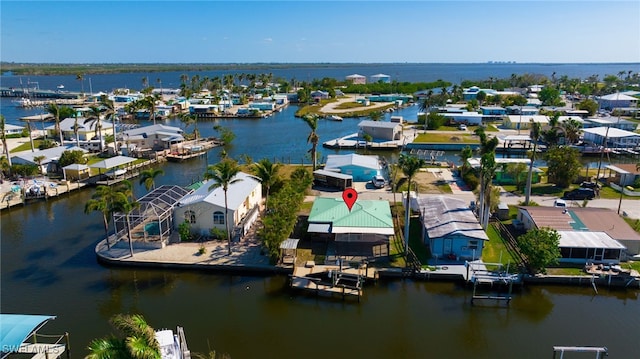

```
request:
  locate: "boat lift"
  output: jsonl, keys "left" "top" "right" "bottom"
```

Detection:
{"left": 466, "top": 261, "right": 520, "bottom": 306}
{"left": 552, "top": 346, "right": 608, "bottom": 359}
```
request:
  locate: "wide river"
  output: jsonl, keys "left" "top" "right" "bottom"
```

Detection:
{"left": 2, "top": 64, "right": 640, "bottom": 358}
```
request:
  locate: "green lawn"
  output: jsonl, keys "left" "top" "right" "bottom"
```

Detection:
{"left": 482, "top": 224, "right": 517, "bottom": 267}
{"left": 414, "top": 133, "right": 480, "bottom": 144}
{"left": 10, "top": 140, "right": 43, "bottom": 153}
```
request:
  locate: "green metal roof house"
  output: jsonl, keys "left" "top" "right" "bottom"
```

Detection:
{"left": 307, "top": 197, "right": 394, "bottom": 258}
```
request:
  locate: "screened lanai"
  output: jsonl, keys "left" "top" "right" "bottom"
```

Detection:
{"left": 113, "top": 185, "right": 192, "bottom": 248}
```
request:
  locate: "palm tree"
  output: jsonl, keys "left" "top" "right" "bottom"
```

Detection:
{"left": 204, "top": 159, "right": 241, "bottom": 255}
{"left": 524, "top": 121, "right": 542, "bottom": 205}
{"left": 100, "top": 95, "right": 117, "bottom": 150}
{"left": 302, "top": 115, "right": 319, "bottom": 170}
{"left": 139, "top": 168, "right": 164, "bottom": 191}
{"left": 45, "top": 102, "right": 65, "bottom": 145}
{"left": 368, "top": 111, "right": 384, "bottom": 121}
{"left": 139, "top": 95, "right": 159, "bottom": 125}
{"left": 0, "top": 115, "right": 12, "bottom": 169}
{"left": 33, "top": 155, "right": 45, "bottom": 175}
{"left": 252, "top": 158, "right": 281, "bottom": 210}
{"left": 76, "top": 73, "right": 85, "bottom": 95}
{"left": 459, "top": 145, "right": 474, "bottom": 175}
{"left": 85, "top": 313, "right": 160, "bottom": 359}
{"left": 84, "top": 185, "right": 119, "bottom": 250}
{"left": 85, "top": 105, "right": 104, "bottom": 152}
{"left": 398, "top": 153, "right": 425, "bottom": 256}
{"left": 111, "top": 191, "right": 140, "bottom": 257}
{"left": 73, "top": 112, "right": 81, "bottom": 147}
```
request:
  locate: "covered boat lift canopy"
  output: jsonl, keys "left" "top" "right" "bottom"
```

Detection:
{"left": 0, "top": 314, "right": 67, "bottom": 359}
{"left": 90, "top": 155, "right": 137, "bottom": 170}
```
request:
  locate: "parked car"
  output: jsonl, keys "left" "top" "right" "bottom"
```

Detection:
{"left": 553, "top": 199, "right": 567, "bottom": 208}
{"left": 563, "top": 188, "right": 595, "bottom": 200}
{"left": 458, "top": 124, "right": 468, "bottom": 131}
{"left": 372, "top": 175, "right": 386, "bottom": 188}
{"left": 580, "top": 181, "right": 600, "bottom": 189}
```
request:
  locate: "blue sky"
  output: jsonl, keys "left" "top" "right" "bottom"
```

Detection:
{"left": 1, "top": 1, "right": 639, "bottom": 63}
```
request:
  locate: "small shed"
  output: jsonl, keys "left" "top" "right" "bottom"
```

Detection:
{"left": 62, "top": 163, "right": 90, "bottom": 181}
{"left": 280, "top": 238, "right": 300, "bottom": 266}
{"left": 496, "top": 202, "right": 510, "bottom": 220}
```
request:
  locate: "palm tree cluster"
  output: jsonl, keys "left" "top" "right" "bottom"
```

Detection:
{"left": 85, "top": 314, "right": 161, "bottom": 359}
{"left": 85, "top": 180, "right": 137, "bottom": 254}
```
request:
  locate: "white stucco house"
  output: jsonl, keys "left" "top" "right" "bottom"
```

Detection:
{"left": 174, "top": 172, "right": 262, "bottom": 240}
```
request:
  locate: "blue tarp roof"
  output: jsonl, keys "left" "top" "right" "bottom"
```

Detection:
{"left": 0, "top": 314, "right": 56, "bottom": 353}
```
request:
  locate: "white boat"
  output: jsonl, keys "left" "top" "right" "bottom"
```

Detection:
{"left": 105, "top": 168, "right": 127, "bottom": 178}
{"left": 56, "top": 84, "right": 65, "bottom": 90}
{"left": 326, "top": 114, "right": 343, "bottom": 121}
{"left": 156, "top": 327, "right": 190, "bottom": 359}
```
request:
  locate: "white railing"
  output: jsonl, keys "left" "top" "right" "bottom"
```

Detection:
{"left": 610, "top": 183, "right": 640, "bottom": 197}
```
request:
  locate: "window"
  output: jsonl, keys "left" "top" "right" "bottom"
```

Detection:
{"left": 213, "top": 211, "right": 225, "bottom": 225}
{"left": 468, "top": 240, "right": 478, "bottom": 250}
{"left": 185, "top": 210, "right": 196, "bottom": 224}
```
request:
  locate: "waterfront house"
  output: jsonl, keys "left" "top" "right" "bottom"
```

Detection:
{"left": 120, "top": 124, "right": 184, "bottom": 151}
{"left": 557, "top": 231, "right": 625, "bottom": 264}
{"left": 307, "top": 197, "right": 394, "bottom": 259}
{"left": 174, "top": 172, "right": 262, "bottom": 239}
{"left": 442, "top": 111, "right": 484, "bottom": 125}
{"left": 602, "top": 163, "right": 640, "bottom": 187}
{"left": 2, "top": 123, "right": 24, "bottom": 136}
{"left": 417, "top": 196, "right": 487, "bottom": 261}
{"left": 358, "top": 120, "right": 403, "bottom": 141}
{"left": 480, "top": 106, "right": 507, "bottom": 116}
{"left": 45, "top": 117, "right": 114, "bottom": 142}
{"left": 370, "top": 73, "right": 391, "bottom": 83}
{"left": 516, "top": 206, "right": 640, "bottom": 256}
{"left": 324, "top": 153, "right": 382, "bottom": 182}
{"left": 582, "top": 127, "right": 640, "bottom": 149}
{"left": 11, "top": 145, "right": 87, "bottom": 174}
{"left": 582, "top": 117, "right": 638, "bottom": 131}
{"left": 345, "top": 74, "right": 367, "bottom": 84}
{"left": 310, "top": 90, "right": 330, "bottom": 101}
{"left": 597, "top": 92, "right": 638, "bottom": 110}
{"left": 503, "top": 115, "right": 549, "bottom": 130}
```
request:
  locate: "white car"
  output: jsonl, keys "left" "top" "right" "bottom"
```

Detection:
{"left": 458, "top": 124, "right": 467, "bottom": 131}
{"left": 372, "top": 175, "right": 386, "bottom": 188}
{"left": 553, "top": 199, "right": 567, "bottom": 208}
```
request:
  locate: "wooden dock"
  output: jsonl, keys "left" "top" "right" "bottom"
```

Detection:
{"left": 289, "top": 263, "right": 377, "bottom": 301}
{"left": 166, "top": 139, "right": 221, "bottom": 162}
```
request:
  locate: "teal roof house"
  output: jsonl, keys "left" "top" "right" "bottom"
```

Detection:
{"left": 324, "top": 154, "right": 382, "bottom": 182}
{"left": 307, "top": 197, "right": 394, "bottom": 259}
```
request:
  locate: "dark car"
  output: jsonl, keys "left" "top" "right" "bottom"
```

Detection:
{"left": 580, "top": 181, "right": 600, "bottom": 189}
{"left": 563, "top": 188, "right": 596, "bottom": 200}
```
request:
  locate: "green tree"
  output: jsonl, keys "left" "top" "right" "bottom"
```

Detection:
{"left": 459, "top": 145, "right": 474, "bottom": 175}
{"left": 252, "top": 158, "right": 281, "bottom": 211}
{"left": 45, "top": 102, "right": 65, "bottom": 145}
{"left": 368, "top": 110, "right": 384, "bottom": 121}
{"left": 302, "top": 115, "right": 319, "bottom": 170}
{"left": 84, "top": 185, "right": 119, "bottom": 250}
{"left": 505, "top": 162, "right": 528, "bottom": 192}
{"left": 85, "top": 314, "right": 161, "bottom": 359}
{"left": 543, "top": 146, "right": 582, "bottom": 188}
{"left": 561, "top": 118, "right": 582, "bottom": 145}
{"left": 576, "top": 99, "right": 598, "bottom": 116}
{"left": 539, "top": 86, "right": 562, "bottom": 106}
{"left": 204, "top": 159, "right": 241, "bottom": 255}
{"left": 475, "top": 91, "right": 487, "bottom": 105}
{"left": 524, "top": 121, "right": 541, "bottom": 205}
{"left": 100, "top": 95, "right": 117, "bottom": 150}
{"left": 214, "top": 125, "right": 235, "bottom": 146}
{"left": 517, "top": 228, "right": 561, "bottom": 274}
{"left": 58, "top": 150, "right": 86, "bottom": 168}
{"left": 33, "top": 155, "right": 46, "bottom": 175}
{"left": 0, "top": 115, "right": 12, "bottom": 169}
{"left": 139, "top": 168, "right": 165, "bottom": 191}
{"left": 84, "top": 105, "right": 104, "bottom": 152}
{"left": 398, "top": 153, "right": 426, "bottom": 257}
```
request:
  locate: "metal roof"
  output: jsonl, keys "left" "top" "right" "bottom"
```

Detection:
{"left": 558, "top": 231, "right": 626, "bottom": 249}
{"left": 0, "top": 314, "right": 56, "bottom": 355}
{"left": 280, "top": 238, "right": 300, "bottom": 250}
{"left": 178, "top": 172, "right": 261, "bottom": 210}
{"left": 582, "top": 127, "right": 640, "bottom": 138}
{"left": 358, "top": 120, "right": 402, "bottom": 129}
{"left": 417, "top": 196, "right": 488, "bottom": 241}
{"left": 308, "top": 197, "right": 394, "bottom": 235}
{"left": 325, "top": 154, "right": 380, "bottom": 170}
{"left": 90, "top": 155, "right": 137, "bottom": 169}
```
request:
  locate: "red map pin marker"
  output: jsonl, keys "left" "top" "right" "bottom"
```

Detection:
{"left": 342, "top": 188, "right": 358, "bottom": 212}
